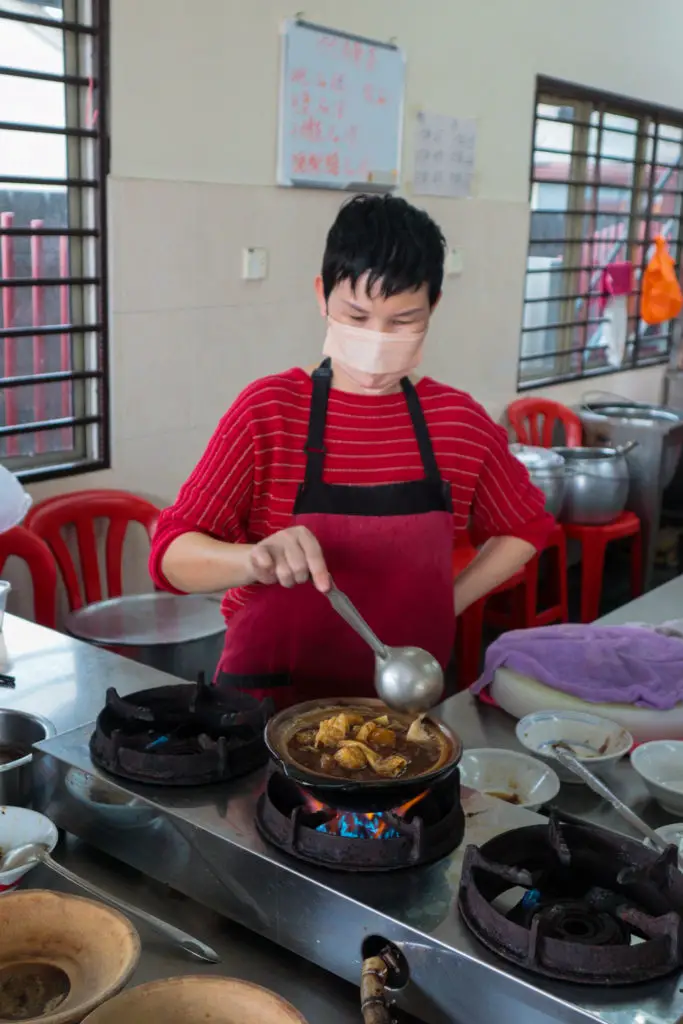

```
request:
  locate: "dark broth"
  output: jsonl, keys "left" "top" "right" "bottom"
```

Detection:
{"left": 289, "top": 711, "right": 445, "bottom": 782}
{"left": 0, "top": 744, "right": 29, "bottom": 766}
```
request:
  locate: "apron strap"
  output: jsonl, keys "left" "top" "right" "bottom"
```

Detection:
{"left": 303, "top": 359, "right": 440, "bottom": 485}
{"left": 303, "top": 357, "right": 333, "bottom": 486}
{"left": 401, "top": 377, "right": 441, "bottom": 482}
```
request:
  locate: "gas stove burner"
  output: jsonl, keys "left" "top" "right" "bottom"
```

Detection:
{"left": 90, "top": 678, "right": 272, "bottom": 785}
{"left": 458, "top": 816, "right": 683, "bottom": 985}
{"left": 255, "top": 764, "right": 464, "bottom": 871}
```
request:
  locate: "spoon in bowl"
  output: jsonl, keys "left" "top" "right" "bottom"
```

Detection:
{"left": 1, "top": 842, "right": 220, "bottom": 963}
{"left": 325, "top": 584, "right": 444, "bottom": 713}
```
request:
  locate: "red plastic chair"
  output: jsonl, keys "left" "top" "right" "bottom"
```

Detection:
{"left": 0, "top": 526, "right": 58, "bottom": 628}
{"left": 25, "top": 490, "right": 160, "bottom": 612}
{"left": 452, "top": 530, "right": 569, "bottom": 690}
{"left": 507, "top": 397, "right": 643, "bottom": 622}
{"left": 507, "top": 396, "right": 583, "bottom": 447}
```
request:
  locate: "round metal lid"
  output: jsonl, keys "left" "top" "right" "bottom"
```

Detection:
{"left": 66, "top": 593, "right": 225, "bottom": 647}
{"left": 584, "top": 402, "right": 683, "bottom": 423}
{"left": 509, "top": 443, "right": 565, "bottom": 472}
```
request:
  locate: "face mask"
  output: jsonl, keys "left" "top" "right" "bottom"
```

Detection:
{"left": 0, "top": 466, "right": 32, "bottom": 534}
{"left": 323, "top": 317, "right": 427, "bottom": 395}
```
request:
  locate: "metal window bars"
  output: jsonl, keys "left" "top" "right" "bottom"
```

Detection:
{"left": 0, "top": 0, "right": 109, "bottom": 481}
{"left": 519, "top": 76, "right": 683, "bottom": 389}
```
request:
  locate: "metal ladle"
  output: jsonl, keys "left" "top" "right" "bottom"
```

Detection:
{"left": 551, "top": 743, "right": 668, "bottom": 853}
{"left": 1, "top": 842, "right": 220, "bottom": 963}
{"left": 325, "top": 585, "right": 444, "bottom": 712}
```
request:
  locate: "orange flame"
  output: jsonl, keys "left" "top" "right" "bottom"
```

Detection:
{"left": 303, "top": 790, "right": 427, "bottom": 838}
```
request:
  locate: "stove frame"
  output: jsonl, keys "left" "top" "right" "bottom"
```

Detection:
{"left": 33, "top": 725, "right": 683, "bottom": 1024}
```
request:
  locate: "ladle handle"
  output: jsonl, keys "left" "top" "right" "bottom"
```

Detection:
{"left": 39, "top": 850, "right": 220, "bottom": 963}
{"left": 326, "top": 586, "right": 388, "bottom": 659}
{"left": 551, "top": 746, "right": 667, "bottom": 851}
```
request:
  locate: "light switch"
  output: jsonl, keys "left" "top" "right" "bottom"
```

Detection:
{"left": 446, "top": 248, "right": 464, "bottom": 277}
{"left": 242, "top": 247, "right": 268, "bottom": 280}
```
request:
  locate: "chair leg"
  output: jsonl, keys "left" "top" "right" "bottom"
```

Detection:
{"left": 456, "top": 597, "right": 485, "bottom": 689}
{"left": 522, "top": 556, "right": 539, "bottom": 627}
{"left": 556, "top": 533, "right": 569, "bottom": 623}
{"left": 579, "top": 535, "right": 606, "bottom": 624}
{"left": 630, "top": 528, "right": 644, "bottom": 598}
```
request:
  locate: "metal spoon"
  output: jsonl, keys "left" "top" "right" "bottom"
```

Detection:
{"left": 2, "top": 842, "right": 220, "bottom": 963}
{"left": 325, "top": 584, "right": 444, "bottom": 712}
{"left": 551, "top": 743, "right": 668, "bottom": 853}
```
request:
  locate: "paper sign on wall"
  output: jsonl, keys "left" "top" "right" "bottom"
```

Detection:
{"left": 413, "top": 112, "right": 477, "bottom": 198}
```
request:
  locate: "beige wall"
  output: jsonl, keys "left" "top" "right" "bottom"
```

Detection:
{"left": 29, "top": 0, "right": 683, "bottom": 507}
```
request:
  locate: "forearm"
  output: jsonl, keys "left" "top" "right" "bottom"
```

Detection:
{"left": 453, "top": 536, "right": 536, "bottom": 615}
{"left": 161, "top": 532, "right": 256, "bottom": 593}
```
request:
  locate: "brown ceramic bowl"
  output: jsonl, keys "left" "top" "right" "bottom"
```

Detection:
{"left": 0, "top": 889, "right": 140, "bottom": 1024}
{"left": 82, "top": 976, "right": 309, "bottom": 1023}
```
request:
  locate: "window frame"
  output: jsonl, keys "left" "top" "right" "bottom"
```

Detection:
{"left": 518, "top": 76, "right": 683, "bottom": 390}
{"left": 0, "top": 0, "right": 110, "bottom": 482}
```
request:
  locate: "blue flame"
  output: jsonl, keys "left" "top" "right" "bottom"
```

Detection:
{"left": 316, "top": 812, "right": 401, "bottom": 840}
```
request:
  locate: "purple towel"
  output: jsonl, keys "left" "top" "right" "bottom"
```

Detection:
{"left": 472, "top": 624, "right": 683, "bottom": 710}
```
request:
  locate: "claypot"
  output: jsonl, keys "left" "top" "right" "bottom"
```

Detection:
{"left": 0, "top": 889, "right": 140, "bottom": 1024}
{"left": 82, "top": 976, "right": 309, "bottom": 1023}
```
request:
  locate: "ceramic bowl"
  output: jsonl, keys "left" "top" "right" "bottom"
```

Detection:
{"left": 631, "top": 741, "right": 683, "bottom": 816}
{"left": 0, "top": 806, "right": 58, "bottom": 893}
{"left": 81, "top": 976, "right": 309, "bottom": 1023}
{"left": 459, "top": 747, "right": 560, "bottom": 811}
{"left": 515, "top": 710, "right": 632, "bottom": 783}
{"left": 0, "top": 889, "right": 139, "bottom": 1024}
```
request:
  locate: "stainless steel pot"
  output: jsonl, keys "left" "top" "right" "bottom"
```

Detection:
{"left": 510, "top": 444, "right": 566, "bottom": 519}
{"left": 552, "top": 446, "right": 630, "bottom": 525}
{"left": 0, "top": 709, "right": 56, "bottom": 805}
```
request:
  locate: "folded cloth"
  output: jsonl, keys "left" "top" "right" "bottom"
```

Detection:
{"left": 472, "top": 624, "right": 683, "bottom": 710}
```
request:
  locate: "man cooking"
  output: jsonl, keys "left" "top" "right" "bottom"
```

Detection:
{"left": 149, "top": 194, "right": 553, "bottom": 708}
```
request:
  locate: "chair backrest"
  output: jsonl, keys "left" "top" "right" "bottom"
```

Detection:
{"left": 25, "top": 489, "right": 160, "bottom": 611}
{"left": 0, "top": 526, "right": 58, "bottom": 628}
{"left": 507, "top": 397, "right": 583, "bottom": 448}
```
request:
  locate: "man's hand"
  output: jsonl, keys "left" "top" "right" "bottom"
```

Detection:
{"left": 249, "top": 526, "right": 330, "bottom": 592}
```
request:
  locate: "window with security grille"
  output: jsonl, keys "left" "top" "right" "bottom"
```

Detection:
{"left": 519, "top": 77, "right": 683, "bottom": 389}
{"left": 0, "top": 0, "right": 109, "bottom": 480}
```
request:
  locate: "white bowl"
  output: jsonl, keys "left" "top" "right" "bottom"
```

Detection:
{"left": 0, "top": 806, "right": 58, "bottom": 892}
{"left": 631, "top": 741, "right": 683, "bottom": 816}
{"left": 459, "top": 748, "right": 560, "bottom": 811}
{"left": 515, "top": 710, "right": 632, "bottom": 784}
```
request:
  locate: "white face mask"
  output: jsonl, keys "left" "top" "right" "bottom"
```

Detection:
{"left": 0, "top": 466, "right": 32, "bottom": 534}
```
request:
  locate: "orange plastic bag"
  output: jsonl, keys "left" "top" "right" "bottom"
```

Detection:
{"left": 641, "top": 235, "right": 683, "bottom": 325}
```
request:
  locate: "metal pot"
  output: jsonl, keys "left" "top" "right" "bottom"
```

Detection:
{"left": 0, "top": 709, "right": 56, "bottom": 805}
{"left": 552, "top": 446, "right": 631, "bottom": 525}
{"left": 510, "top": 444, "right": 566, "bottom": 519}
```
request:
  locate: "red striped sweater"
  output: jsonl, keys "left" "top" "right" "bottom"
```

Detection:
{"left": 150, "top": 369, "right": 553, "bottom": 620}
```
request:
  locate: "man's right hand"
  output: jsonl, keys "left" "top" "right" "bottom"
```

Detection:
{"left": 248, "top": 526, "right": 330, "bottom": 592}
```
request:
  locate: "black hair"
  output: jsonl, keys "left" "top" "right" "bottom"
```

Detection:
{"left": 321, "top": 193, "right": 446, "bottom": 308}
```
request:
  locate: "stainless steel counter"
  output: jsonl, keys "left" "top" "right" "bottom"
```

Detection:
{"left": 0, "top": 614, "right": 181, "bottom": 735}
{"left": 20, "top": 837, "right": 371, "bottom": 1024}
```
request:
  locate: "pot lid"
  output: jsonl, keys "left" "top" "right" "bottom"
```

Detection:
{"left": 584, "top": 402, "right": 683, "bottom": 424}
{"left": 510, "top": 444, "right": 565, "bottom": 471}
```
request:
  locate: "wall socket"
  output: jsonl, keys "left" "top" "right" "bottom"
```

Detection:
{"left": 242, "top": 247, "right": 268, "bottom": 280}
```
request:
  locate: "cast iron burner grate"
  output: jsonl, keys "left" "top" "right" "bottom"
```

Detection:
{"left": 458, "top": 815, "right": 683, "bottom": 985}
{"left": 255, "top": 764, "right": 465, "bottom": 871}
{"left": 90, "top": 678, "right": 272, "bottom": 785}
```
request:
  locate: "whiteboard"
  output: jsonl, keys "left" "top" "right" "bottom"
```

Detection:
{"left": 277, "top": 20, "right": 405, "bottom": 191}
